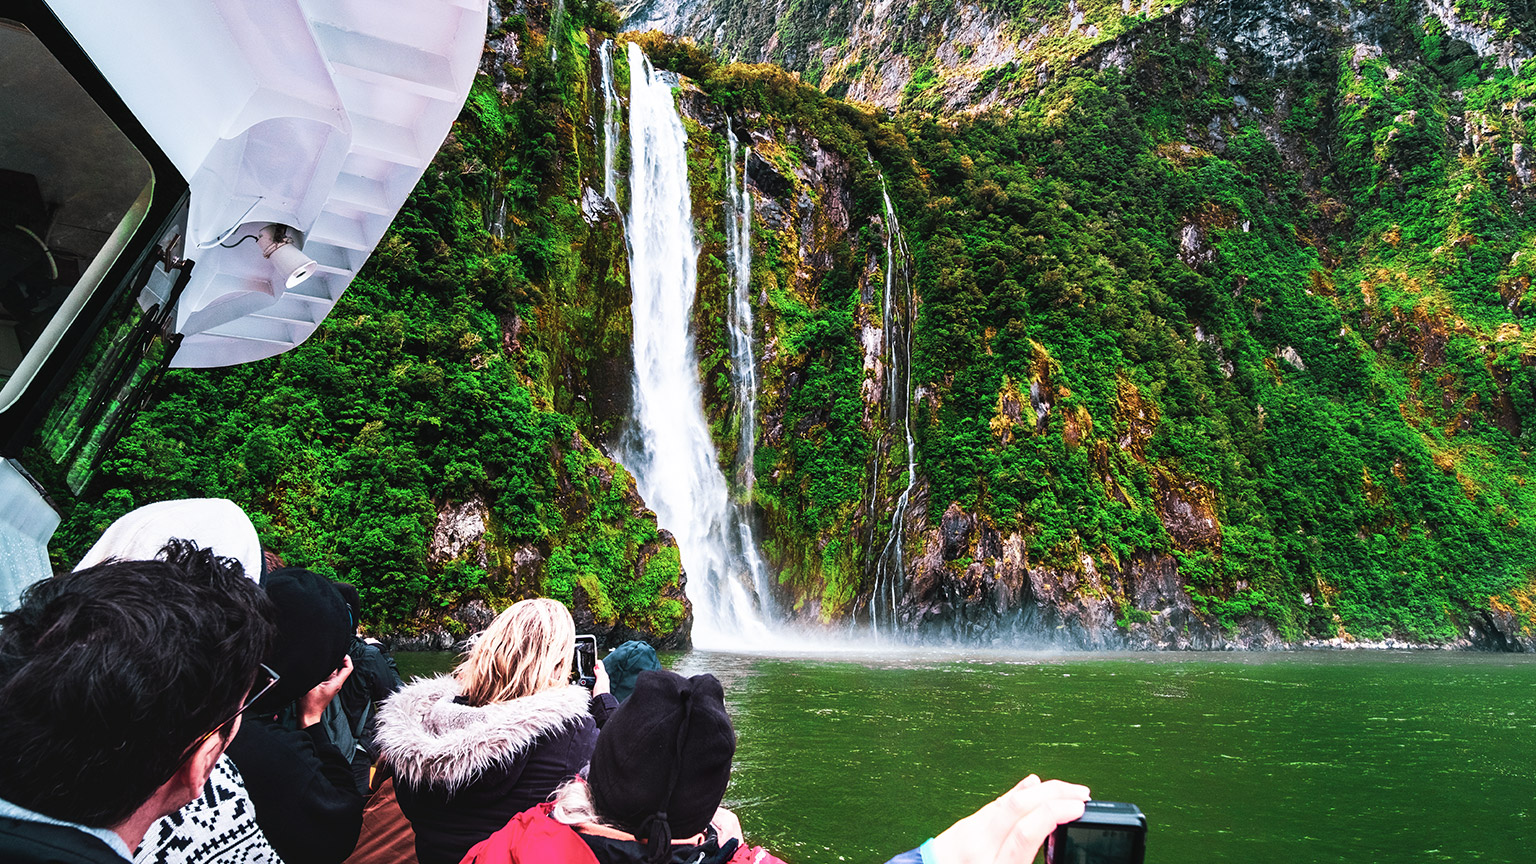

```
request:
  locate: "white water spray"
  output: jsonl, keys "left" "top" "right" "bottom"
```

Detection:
{"left": 598, "top": 40, "right": 620, "bottom": 204}
{"left": 868, "top": 177, "right": 917, "bottom": 635}
{"left": 617, "top": 43, "right": 772, "bottom": 646}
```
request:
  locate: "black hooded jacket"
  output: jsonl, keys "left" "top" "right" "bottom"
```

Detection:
{"left": 227, "top": 568, "right": 364, "bottom": 864}
{"left": 377, "top": 676, "right": 617, "bottom": 864}
{"left": 0, "top": 818, "right": 124, "bottom": 864}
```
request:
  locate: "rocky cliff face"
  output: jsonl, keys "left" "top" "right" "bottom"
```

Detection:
{"left": 625, "top": 0, "right": 1530, "bottom": 112}
{"left": 626, "top": 0, "right": 1185, "bottom": 110}
{"left": 568, "top": 0, "right": 1536, "bottom": 650}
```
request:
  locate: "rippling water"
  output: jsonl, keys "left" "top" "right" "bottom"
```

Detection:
{"left": 394, "top": 649, "right": 1536, "bottom": 863}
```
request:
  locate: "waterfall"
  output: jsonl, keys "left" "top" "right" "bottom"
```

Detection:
{"left": 725, "top": 119, "right": 756, "bottom": 495}
{"left": 549, "top": 0, "right": 565, "bottom": 62}
{"left": 868, "top": 176, "right": 917, "bottom": 636}
{"left": 598, "top": 40, "right": 620, "bottom": 204}
{"left": 723, "top": 119, "right": 774, "bottom": 638}
{"left": 617, "top": 43, "right": 772, "bottom": 646}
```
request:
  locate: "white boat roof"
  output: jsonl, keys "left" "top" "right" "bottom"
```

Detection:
{"left": 47, "top": 0, "right": 488, "bottom": 367}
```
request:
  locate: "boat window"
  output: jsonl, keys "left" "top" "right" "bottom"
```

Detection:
{"left": 0, "top": 17, "right": 153, "bottom": 411}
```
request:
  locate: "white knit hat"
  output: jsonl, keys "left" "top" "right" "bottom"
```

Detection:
{"left": 73, "top": 498, "right": 263, "bottom": 581}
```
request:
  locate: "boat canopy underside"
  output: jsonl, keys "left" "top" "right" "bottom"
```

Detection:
{"left": 48, "top": 0, "right": 488, "bottom": 368}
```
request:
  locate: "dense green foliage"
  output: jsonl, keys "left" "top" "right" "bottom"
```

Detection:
{"left": 886, "top": 5, "right": 1536, "bottom": 639}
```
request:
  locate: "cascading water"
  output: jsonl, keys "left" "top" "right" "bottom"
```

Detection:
{"left": 617, "top": 43, "right": 772, "bottom": 646}
{"left": 725, "top": 119, "right": 756, "bottom": 495}
{"left": 598, "top": 40, "right": 620, "bottom": 204}
{"left": 867, "top": 176, "right": 917, "bottom": 636}
{"left": 723, "top": 119, "right": 775, "bottom": 633}
{"left": 548, "top": 0, "right": 565, "bottom": 62}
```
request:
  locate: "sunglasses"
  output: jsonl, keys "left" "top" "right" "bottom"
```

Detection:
{"left": 177, "top": 663, "right": 280, "bottom": 764}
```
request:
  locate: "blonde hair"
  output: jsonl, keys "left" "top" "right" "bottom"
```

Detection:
{"left": 549, "top": 778, "right": 610, "bottom": 827}
{"left": 454, "top": 598, "right": 575, "bottom": 707}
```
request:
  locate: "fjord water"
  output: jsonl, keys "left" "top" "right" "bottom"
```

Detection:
{"left": 682, "top": 650, "right": 1536, "bottom": 864}
{"left": 394, "top": 649, "right": 1535, "bottom": 862}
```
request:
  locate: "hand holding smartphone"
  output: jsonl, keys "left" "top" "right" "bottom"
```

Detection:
{"left": 572, "top": 634, "right": 598, "bottom": 690}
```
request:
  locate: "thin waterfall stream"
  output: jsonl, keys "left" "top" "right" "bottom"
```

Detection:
{"left": 616, "top": 43, "right": 773, "bottom": 646}
{"left": 725, "top": 119, "right": 756, "bottom": 496}
{"left": 598, "top": 39, "right": 620, "bottom": 204}
{"left": 868, "top": 177, "right": 917, "bottom": 635}
{"left": 724, "top": 119, "right": 773, "bottom": 634}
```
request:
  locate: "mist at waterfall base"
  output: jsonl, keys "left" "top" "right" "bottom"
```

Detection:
{"left": 614, "top": 43, "right": 773, "bottom": 648}
{"left": 395, "top": 649, "right": 1536, "bottom": 863}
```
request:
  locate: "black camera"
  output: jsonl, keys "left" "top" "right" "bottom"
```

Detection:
{"left": 1044, "top": 800, "right": 1146, "bottom": 864}
{"left": 572, "top": 634, "right": 598, "bottom": 690}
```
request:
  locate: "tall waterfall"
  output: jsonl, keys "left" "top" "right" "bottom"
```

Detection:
{"left": 868, "top": 178, "right": 917, "bottom": 635}
{"left": 617, "top": 43, "right": 772, "bottom": 646}
{"left": 598, "top": 40, "right": 620, "bottom": 204}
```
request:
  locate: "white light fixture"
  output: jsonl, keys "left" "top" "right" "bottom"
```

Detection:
{"left": 257, "top": 223, "right": 317, "bottom": 290}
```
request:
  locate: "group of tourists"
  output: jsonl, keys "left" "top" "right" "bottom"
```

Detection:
{"left": 0, "top": 497, "right": 1091, "bottom": 864}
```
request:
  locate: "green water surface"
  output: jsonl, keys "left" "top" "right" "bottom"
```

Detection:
{"left": 394, "top": 649, "right": 1536, "bottom": 863}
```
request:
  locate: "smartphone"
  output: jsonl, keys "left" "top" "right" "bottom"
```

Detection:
{"left": 573, "top": 634, "right": 597, "bottom": 690}
{"left": 1044, "top": 801, "right": 1146, "bottom": 864}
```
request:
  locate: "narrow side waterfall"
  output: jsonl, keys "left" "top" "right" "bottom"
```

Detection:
{"left": 723, "top": 119, "right": 775, "bottom": 638}
{"left": 725, "top": 119, "right": 756, "bottom": 495}
{"left": 598, "top": 40, "right": 620, "bottom": 204}
{"left": 869, "top": 179, "right": 917, "bottom": 635}
{"left": 617, "top": 43, "right": 772, "bottom": 646}
{"left": 548, "top": 0, "right": 565, "bottom": 61}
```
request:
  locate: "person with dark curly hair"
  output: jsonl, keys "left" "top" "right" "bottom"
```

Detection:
{"left": 0, "top": 540, "right": 276, "bottom": 864}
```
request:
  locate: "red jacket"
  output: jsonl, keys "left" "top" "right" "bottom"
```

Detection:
{"left": 459, "top": 804, "right": 594, "bottom": 864}
{"left": 459, "top": 804, "right": 786, "bottom": 864}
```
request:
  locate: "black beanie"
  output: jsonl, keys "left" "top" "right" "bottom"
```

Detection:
{"left": 332, "top": 580, "right": 362, "bottom": 630}
{"left": 588, "top": 670, "right": 735, "bottom": 863}
{"left": 251, "top": 568, "right": 351, "bottom": 714}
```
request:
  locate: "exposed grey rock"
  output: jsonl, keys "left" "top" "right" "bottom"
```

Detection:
{"left": 1277, "top": 345, "right": 1306, "bottom": 371}
{"left": 1424, "top": 0, "right": 1532, "bottom": 73}
{"left": 579, "top": 185, "right": 619, "bottom": 224}
{"left": 428, "top": 496, "right": 491, "bottom": 568}
{"left": 940, "top": 502, "right": 974, "bottom": 560}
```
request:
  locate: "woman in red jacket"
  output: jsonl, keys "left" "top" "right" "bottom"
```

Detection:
{"left": 462, "top": 669, "right": 767, "bottom": 864}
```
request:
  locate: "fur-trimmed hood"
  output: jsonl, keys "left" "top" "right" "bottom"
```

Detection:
{"left": 377, "top": 675, "right": 593, "bottom": 794}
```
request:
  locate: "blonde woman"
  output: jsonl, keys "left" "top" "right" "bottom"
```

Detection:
{"left": 376, "top": 599, "right": 615, "bottom": 864}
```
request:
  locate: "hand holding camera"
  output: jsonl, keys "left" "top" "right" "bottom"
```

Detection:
{"left": 923, "top": 775, "right": 1146, "bottom": 864}
{"left": 926, "top": 775, "right": 1088, "bottom": 864}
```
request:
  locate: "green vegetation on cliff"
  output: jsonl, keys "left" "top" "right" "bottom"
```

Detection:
{"left": 888, "top": 4, "right": 1536, "bottom": 639}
